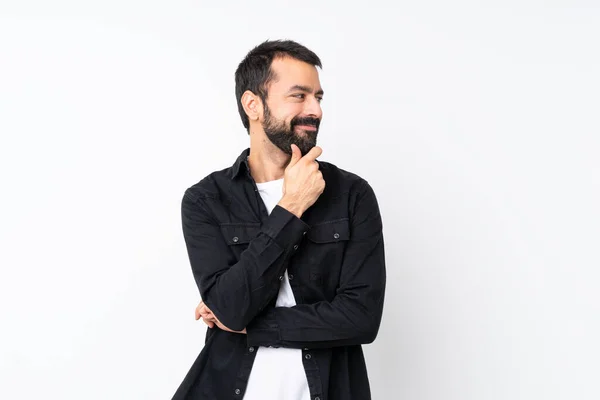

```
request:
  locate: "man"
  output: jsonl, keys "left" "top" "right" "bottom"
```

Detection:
{"left": 172, "top": 40, "right": 386, "bottom": 400}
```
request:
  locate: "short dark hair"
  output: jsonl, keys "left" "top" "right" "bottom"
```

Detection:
{"left": 234, "top": 39, "right": 322, "bottom": 132}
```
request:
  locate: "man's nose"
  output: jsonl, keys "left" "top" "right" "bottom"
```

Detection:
{"left": 304, "top": 96, "right": 323, "bottom": 119}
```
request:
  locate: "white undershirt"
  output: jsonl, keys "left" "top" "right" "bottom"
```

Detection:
{"left": 242, "top": 178, "right": 310, "bottom": 400}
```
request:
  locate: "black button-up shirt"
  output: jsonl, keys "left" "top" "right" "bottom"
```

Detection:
{"left": 172, "top": 148, "right": 386, "bottom": 400}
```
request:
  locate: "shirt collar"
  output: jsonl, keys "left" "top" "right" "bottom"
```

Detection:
{"left": 228, "top": 147, "right": 251, "bottom": 180}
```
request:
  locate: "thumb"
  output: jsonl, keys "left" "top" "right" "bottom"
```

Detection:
{"left": 195, "top": 300, "right": 204, "bottom": 320}
{"left": 288, "top": 144, "right": 302, "bottom": 168}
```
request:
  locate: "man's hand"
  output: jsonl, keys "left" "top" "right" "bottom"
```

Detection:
{"left": 195, "top": 301, "right": 247, "bottom": 334}
{"left": 278, "top": 144, "right": 325, "bottom": 218}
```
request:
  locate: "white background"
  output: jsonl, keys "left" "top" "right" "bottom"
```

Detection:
{"left": 1, "top": 1, "right": 599, "bottom": 399}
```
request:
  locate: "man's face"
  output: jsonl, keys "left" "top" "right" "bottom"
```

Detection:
{"left": 261, "top": 57, "right": 324, "bottom": 156}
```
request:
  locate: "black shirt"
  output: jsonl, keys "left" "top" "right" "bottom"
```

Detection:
{"left": 172, "top": 148, "right": 386, "bottom": 400}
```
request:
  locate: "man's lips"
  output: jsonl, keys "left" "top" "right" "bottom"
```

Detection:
{"left": 295, "top": 124, "right": 318, "bottom": 131}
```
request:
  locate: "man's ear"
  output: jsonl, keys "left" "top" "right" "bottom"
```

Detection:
{"left": 241, "top": 90, "right": 262, "bottom": 122}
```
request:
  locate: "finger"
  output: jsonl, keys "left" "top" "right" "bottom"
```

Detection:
{"left": 199, "top": 304, "right": 210, "bottom": 316}
{"left": 200, "top": 307, "right": 212, "bottom": 316}
{"left": 287, "top": 144, "right": 302, "bottom": 168}
{"left": 200, "top": 311, "right": 212, "bottom": 320}
{"left": 301, "top": 146, "right": 322, "bottom": 163}
{"left": 201, "top": 302, "right": 212, "bottom": 314}
{"left": 196, "top": 300, "right": 207, "bottom": 319}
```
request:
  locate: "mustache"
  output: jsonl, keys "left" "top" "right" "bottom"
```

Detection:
{"left": 291, "top": 116, "right": 320, "bottom": 129}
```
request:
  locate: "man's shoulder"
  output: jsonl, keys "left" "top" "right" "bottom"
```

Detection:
{"left": 182, "top": 166, "right": 232, "bottom": 203}
{"left": 318, "top": 160, "right": 372, "bottom": 197}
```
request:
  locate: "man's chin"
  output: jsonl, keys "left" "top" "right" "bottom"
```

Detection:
{"left": 297, "top": 143, "right": 317, "bottom": 156}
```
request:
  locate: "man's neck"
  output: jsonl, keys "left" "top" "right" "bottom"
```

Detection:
{"left": 247, "top": 132, "right": 291, "bottom": 183}
{"left": 247, "top": 147, "right": 289, "bottom": 183}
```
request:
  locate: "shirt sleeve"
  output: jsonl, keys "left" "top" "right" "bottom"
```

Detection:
{"left": 245, "top": 180, "right": 387, "bottom": 349}
{"left": 182, "top": 191, "right": 310, "bottom": 332}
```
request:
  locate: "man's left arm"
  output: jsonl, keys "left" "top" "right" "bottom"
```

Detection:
{"left": 245, "top": 179, "right": 386, "bottom": 349}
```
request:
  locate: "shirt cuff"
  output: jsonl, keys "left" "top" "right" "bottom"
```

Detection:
{"left": 261, "top": 205, "right": 310, "bottom": 255}
{"left": 246, "top": 311, "right": 282, "bottom": 348}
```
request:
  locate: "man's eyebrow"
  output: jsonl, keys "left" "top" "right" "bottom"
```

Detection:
{"left": 287, "top": 85, "right": 325, "bottom": 96}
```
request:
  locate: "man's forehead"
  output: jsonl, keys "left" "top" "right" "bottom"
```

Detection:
{"left": 270, "top": 57, "right": 322, "bottom": 90}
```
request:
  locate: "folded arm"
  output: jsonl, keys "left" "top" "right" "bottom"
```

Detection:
{"left": 182, "top": 190, "right": 309, "bottom": 332}
{"left": 245, "top": 180, "right": 386, "bottom": 349}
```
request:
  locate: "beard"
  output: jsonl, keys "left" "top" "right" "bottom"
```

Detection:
{"left": 262, "top": 104, "right": 320, "bottom": 156}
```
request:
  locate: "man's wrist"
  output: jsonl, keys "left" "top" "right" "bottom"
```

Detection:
{"left": 277, "top": 197, "right": 304, "bottom": 219}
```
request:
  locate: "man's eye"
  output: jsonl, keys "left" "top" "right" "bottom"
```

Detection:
{"left": 317, "top": 97, "right": 323, "bottom": 103}
{"left": 293, "top": 94, "right": 305, "bottom": 99}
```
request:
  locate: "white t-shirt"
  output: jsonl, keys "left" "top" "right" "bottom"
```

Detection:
{"left": 242, "top": 178, "right": 311, "bottom": 400}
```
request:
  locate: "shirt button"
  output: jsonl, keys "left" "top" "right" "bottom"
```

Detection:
{"left": 303, "top": 231, "right": 307, "bottom": 235}
{"left": 232, "top": 236, "right": 239, "bottom": 243}
{"left": 234, "top": 388, "right": 241, "bottom": 395}
{"left": 289, "top": 274, "right": 294, "bottom": 280}
{"left": 293, "top": 244, "right": 298, "bottom": 250}
{"left": 315, "top": 397, "right": 321, "bottom": 400}
{"left": 279, "top": 275, "right": 284, "bottom": 281}
{"left": 249, "top": 347, "right": 254, "bottom": 352}
{"left": 333, "top": 233, "right": 340, "bottom": 239}
{"left": 305, "top": 354, "right": 311, "bottom": 359}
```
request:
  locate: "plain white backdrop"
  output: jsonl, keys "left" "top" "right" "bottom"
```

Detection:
{"left": 1, "top": 1, "right": 599, "bottom": 399}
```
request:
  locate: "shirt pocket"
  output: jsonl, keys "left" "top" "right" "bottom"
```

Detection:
{"left": 219, "top": 222, "right": 261, "bottom": 260}
{"left": 305, "top": 218, "right": 351, "bottom": 287}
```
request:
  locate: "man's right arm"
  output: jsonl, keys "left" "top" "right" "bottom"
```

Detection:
{"left": 181, "top": 191, "right": 309, "bottom": 332}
